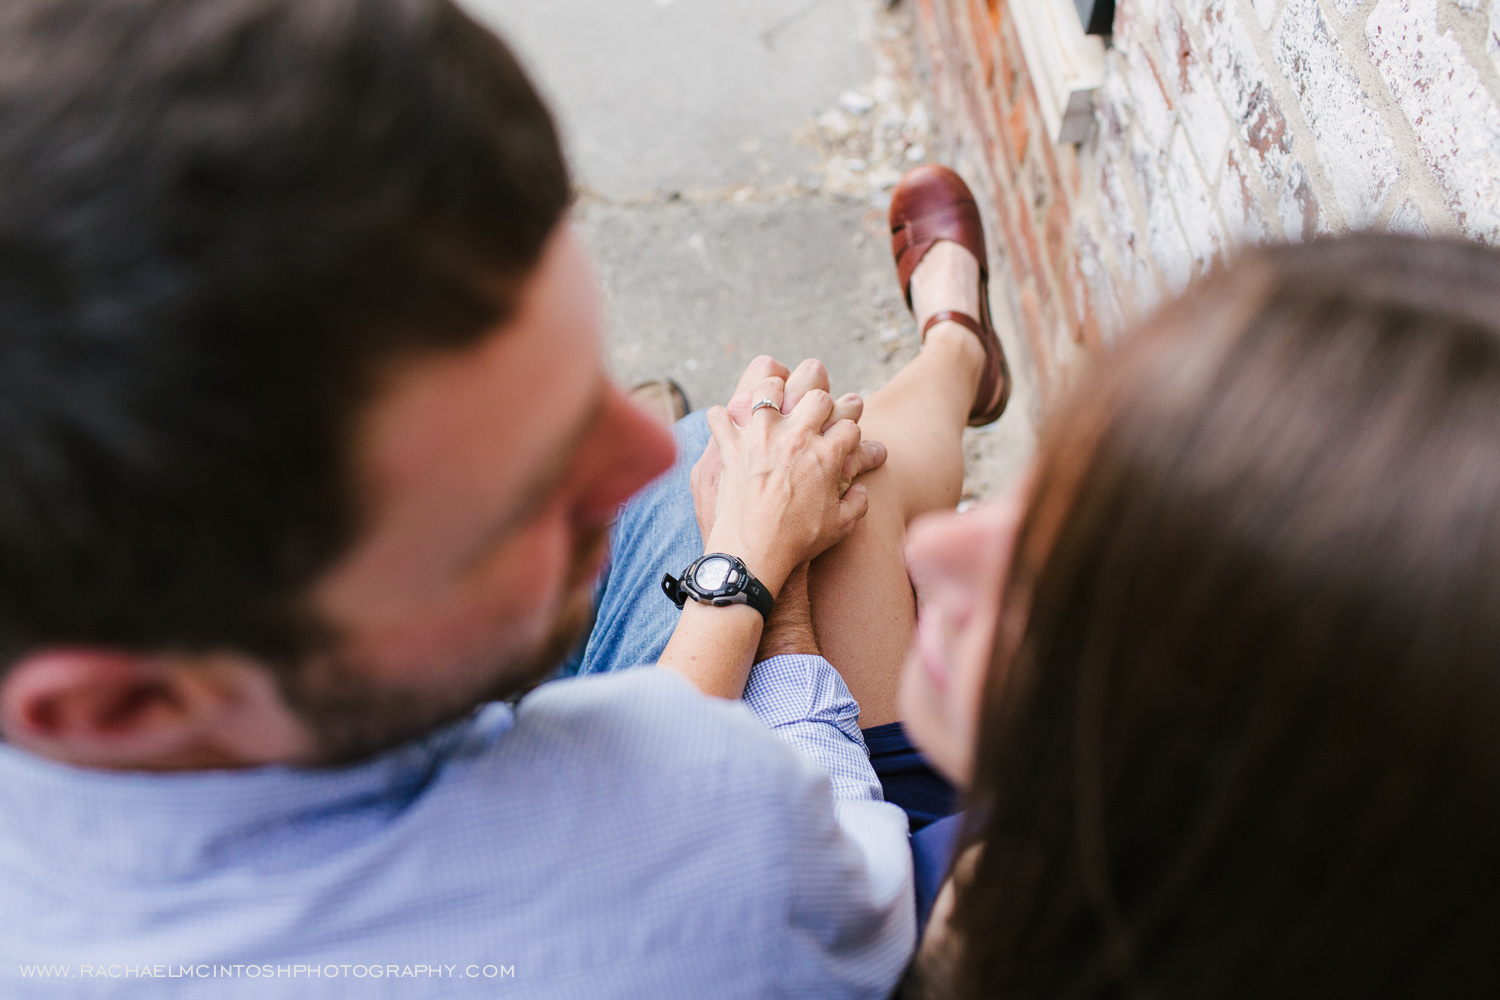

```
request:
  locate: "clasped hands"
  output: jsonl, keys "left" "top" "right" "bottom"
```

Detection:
{"left": 656, "top": 355, "right": 886, "bottom": 698}
{"left": 690, "top": 355, "right": 889, "bottom": 598}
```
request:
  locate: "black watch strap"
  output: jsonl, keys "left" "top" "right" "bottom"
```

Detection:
{"left": 662, "top": 572, "right": 688, "bottom": 608}
{"left": 661, "top": 553, "right": 775, "bottom": 621}
{"left": 740, "top": 574, "right": 774, "bottom": 619}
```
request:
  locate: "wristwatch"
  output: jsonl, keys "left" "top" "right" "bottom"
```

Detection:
{"left": 662, "top": 553, "right": 774, "bottom": 621}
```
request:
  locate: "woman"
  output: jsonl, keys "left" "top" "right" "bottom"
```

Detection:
{"left": 900, "top": 233, "right": 1500, "bottom": 997}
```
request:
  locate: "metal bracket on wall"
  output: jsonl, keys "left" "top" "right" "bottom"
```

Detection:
{"left": 1010, "top": 0, "right": 1106, "bottom": 144}
{"left": 1075, "top": 0, "right": 1117, "bottom": 36}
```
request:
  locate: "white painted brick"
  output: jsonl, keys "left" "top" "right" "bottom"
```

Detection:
{"left": 1218, "top": 144, "right": 1272, "bottom": 242}
{"left": 1275, "top": 0, "right": 1400, "bottom": 228}
{"left": 1097, "top": 57, "right": 1135, "bottom": 155}
{"left": 1489, "top": 1, "right": 1500, "bottom": 76}
{"left": 1167, "top": 124, "right": 1229, "bottom": 270}
{"left": 922, "top": 0, "right": 1500, "bottom": 391}
{"left": 1387, "top": 197, "right": 1429, "bottom": 235}
{"left": 1201, "top": 0, "right": 1261, "bottom": 121}
{"left": 1098, "top": 157, "right": 1134, "bottom": 244}
{"left": 1157, "top": 2, "right": 1235, "bottom": 172}
{"left": 1099, "top": 157, "right": 1163, "bottom": 311}
{"left": 1135, "top": 0, "right": 1165, "bottom": 31}
{"left": 1119, "top": 11, "right": 1179, "bottom": 152}
{"left": 1278, "top": 160, "right": 1323, "bottom": 241}
{"left": 1075, "top": 221, "right": 1128, "bottom": 339}
{"left": 1201, "top": 0, "right": 1294, "bottom": 185}
{"left": 1131, "top": 129, "right": 1196, "bottom": 291}
{"left": 1368, "top": 0, "right": 1500, "bottom": 241}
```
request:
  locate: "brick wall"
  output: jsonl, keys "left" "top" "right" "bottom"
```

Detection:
{"left": 912, "top": 0, "right": 1500, "bottom": 412}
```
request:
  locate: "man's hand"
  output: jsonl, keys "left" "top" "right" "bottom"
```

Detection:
{"left": 691, "top": 356, "right": 887, "bottom": 543}
{"left": 755, "top": 563, "right": 820, "bottom": 661}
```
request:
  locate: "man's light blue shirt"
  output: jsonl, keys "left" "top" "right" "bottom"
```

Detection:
{"left": 0, "top": 656, "right": 914, "bottom": 998}
{"left": 0, "top": 411, "right": 918, "bottom": 996}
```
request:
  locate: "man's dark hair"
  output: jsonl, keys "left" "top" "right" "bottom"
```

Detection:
{"left": 920, "top": 234, "right": 1500, "bottom": 999}
{"left": 0, "top": 0, "right": 570, "bottom": 667}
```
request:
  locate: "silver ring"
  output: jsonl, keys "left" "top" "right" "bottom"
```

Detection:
{"left": 750, "top": 397, "right": 779, "bottom": 417}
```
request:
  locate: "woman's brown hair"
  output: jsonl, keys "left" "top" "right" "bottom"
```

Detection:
{"left": 941, "top": 234, "right": 1500, "bottom": 999}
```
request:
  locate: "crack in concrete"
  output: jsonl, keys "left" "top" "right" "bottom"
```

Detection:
{"left": 761, "top": 0, "right": 837, "bottom": 50}
{"left": 574, "top": 181, "right": 861, "bottom": 209}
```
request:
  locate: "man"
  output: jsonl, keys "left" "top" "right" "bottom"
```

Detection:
{"left": 0, "top": 0, "right": 912, "bottom": 995}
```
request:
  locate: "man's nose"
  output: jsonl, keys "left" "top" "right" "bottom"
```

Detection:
{"left": 574, "top": 384, "right": 677, "bottom": 525}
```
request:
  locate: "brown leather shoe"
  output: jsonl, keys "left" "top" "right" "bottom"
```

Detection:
{"left": 889, "top": 164, "right": 1011, "bottom": 426}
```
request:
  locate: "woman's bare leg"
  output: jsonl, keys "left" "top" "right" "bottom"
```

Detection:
{"left": 809, "top": 242, "right": 985, "bottom": 726}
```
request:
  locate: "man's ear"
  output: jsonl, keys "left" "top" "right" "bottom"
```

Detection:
{"left": 0, "top": 648, "right": 313, "bottom": 770}
{"left": 0, "top": 649, "right": 207, "bottom": 768}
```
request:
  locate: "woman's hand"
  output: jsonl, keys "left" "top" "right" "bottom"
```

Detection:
{"left": 661, "top": 356, "right": 886, "bottom": 700}
{"left": 691, "top": 356, "right": 886, "bottom": 552}
{"left": 699, "top": 371, "right": 874, "bottom": 596}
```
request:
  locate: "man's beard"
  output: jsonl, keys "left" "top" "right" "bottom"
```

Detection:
{"left": 279, "top": 528, "right": 607, "bottom": 766}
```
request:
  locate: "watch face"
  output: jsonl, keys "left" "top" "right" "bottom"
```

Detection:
{"left": 693, "top": 556, "right": 733, "bottom": 592}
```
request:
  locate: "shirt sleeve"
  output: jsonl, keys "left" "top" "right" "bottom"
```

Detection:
{"left": 742, "top": 654, "right": 917, "bottom": 997}
{"left": 741, "top": 653, "right": 884, "bottom": 803}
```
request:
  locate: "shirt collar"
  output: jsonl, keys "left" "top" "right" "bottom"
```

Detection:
{"left": 0, "top": 704, "right": 512, "bottom": 881}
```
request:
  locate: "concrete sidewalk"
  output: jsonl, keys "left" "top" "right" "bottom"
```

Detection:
{"left": 459, "top": 0, "right": 1033, "bottom": 501}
